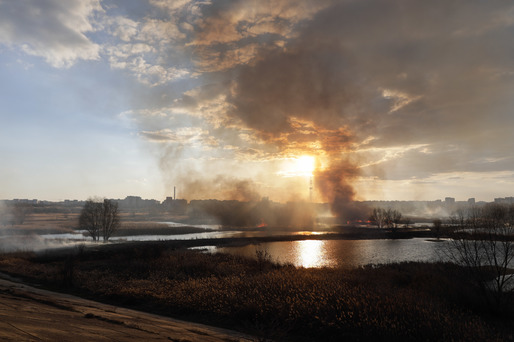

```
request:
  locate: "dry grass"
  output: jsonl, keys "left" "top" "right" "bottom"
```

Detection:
{"left": 114, "top": 222, "right": 212, "bottom": 236}
{"left": 1, "top": 213, "right": 79, "bottom": 234}
{"left": 0, "top": 244, "right": 512, "bottom": 341}
{"left": 1, "top": 212, "right": 205, "bottom": 236}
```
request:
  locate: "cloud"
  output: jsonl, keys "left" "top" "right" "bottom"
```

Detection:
{"left": 12, "top": 0, "right": 507, "bottom": 204}
{"left": 102, "top": 11, "right": 191, "bottom": 86}
{"left": 181, "top": 0, "right": 514, "bottom": 172}
{"left": 0, "top": 0, "right": 102, "bottom": 68}
{"left": 140, "top": 0, "right": 513, "bottom": 212}
{"left": 186, "top": 0, "right": 332, "bottom": 71}
{"left": 139, "top": 127, "right": 212, "bottom": 145}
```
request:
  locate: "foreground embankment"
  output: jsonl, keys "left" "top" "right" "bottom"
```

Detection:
{"left": 0, "top": 275, "right": 256, "bottom": 341}
{"left": 0, "top": 240, "right": 512, "bottom": 341}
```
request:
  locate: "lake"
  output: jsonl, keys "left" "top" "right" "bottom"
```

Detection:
{"left": 204, "top": 238, "right": 450, "bottom": 268}
{"left": 32, "top": 224, "right": 450, "bottom": 268}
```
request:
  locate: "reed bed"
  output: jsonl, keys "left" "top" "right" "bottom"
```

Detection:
{"left": 0, "top": 243, "right": 512, "bottom": 341}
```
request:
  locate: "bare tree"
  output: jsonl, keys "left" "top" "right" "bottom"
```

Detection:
{"left": 431, "top": 219, "right": 443, "bottom": 239}
{"left": 79, "top": 200, "right": 102, "bottom": 241}
{"left": 386, "top": 209, "right": 402, "bottom": 230}
{"left": 370, "top": 208, "right": 402, "bottom": 230}
{"left": 101, "top": 199, "right": 120, "bottom": 242}
{"left": 446, "top": 203, "right": 514, "bottom": 311}
{"left": 79, "top": 199, "right": 120, "bottom": 242}
{"left": 369, "top": 208, "right": 387, "bottom": 228}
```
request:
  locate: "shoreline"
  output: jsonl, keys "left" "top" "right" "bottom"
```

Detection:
{"left": 33, "top": 226, "right": 435, "bottom": 256}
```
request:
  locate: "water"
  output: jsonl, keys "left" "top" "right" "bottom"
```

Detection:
{"left": 40, "top": 227, "right": 330, "bottom": 242}
{"left": 209, "top": 238, "right": 450, "bottom": 268}
{"left": 34, "top": 223, "right": 449, "bottom": 269}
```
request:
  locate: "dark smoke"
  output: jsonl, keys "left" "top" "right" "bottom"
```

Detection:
{"left": 214, "top": 12, "right": 373, "bottom": 220}
{"left": 189, "top": 198, "right": 315, "bottom": 228}
{"left": 314, "top": 161, "right": 369, "bottom": 222}
{"left": 157, "top": 141, "right": 263, "bottom": 201}
{"left": 182, "top": 176, "right": 260, "bottom": 202}
{"left": 140, "top": 0, "right": 514, "bottom": 215}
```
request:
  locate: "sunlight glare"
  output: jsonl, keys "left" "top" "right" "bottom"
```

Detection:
{"left": 297, "top": 240, "right": 327, "bottom": 268}
{"left": 297, "top": 155, "right": 315, "bottom": 175}
{"left": 278, "top": 155, "right": 316, "bottom": 177}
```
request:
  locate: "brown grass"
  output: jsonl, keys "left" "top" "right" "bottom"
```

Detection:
{"left": 0, "top": 243, "right": 512, "bottom": 341}
{"left": 1, "top": 213, "right": 79, "bottom": 234}
{"left": 113, "top": 222, "right": 212, "bottom": 236}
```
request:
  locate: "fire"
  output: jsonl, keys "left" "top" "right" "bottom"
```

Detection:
{"left": 257, "top": 219, "right": 268, "bottom": 228}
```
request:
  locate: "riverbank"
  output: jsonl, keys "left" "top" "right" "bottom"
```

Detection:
{"left": 0, "top": 242, "right": 512, "bottom": 341}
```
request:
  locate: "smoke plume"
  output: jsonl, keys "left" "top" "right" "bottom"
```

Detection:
{"left": 127, "top": 0, "right": 514, "bottom": 218}
{"left": 200, "top": 6, "right": 373, "bottom": 220}
{"left": 314, "top": 161, "right": 368, "bottom": 222}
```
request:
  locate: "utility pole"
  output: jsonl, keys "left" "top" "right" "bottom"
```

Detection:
{"left": 309, "top": 177, "right": 313, "bottom": 203}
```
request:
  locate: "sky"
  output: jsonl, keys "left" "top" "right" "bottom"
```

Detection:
{"left": 1, "top": 0, "right": 514, "bottom": 206}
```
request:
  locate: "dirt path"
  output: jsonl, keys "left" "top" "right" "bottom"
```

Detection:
{"left": 0, "top": 276, "right": 257, "bottom": 341}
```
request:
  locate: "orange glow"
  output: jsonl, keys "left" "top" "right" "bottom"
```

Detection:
{"left": 257, "top": 219, "right": 268, "bottom": 228}
{"left": 278, "top": 155, "right": 316, "bottom": 177}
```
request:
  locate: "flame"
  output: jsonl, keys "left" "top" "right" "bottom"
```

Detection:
{"left": 257, "top": 219, "right": 268, "bottom": 228}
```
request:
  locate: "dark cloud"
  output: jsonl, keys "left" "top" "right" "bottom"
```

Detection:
{"left": 181, "top": 0, "right": 514, "bottom": 215}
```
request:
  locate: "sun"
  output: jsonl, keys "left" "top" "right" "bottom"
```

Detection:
{"left": 295, "top": 155, "right": 315, "bottom": 176}
{"left": 278, "top": 155, "right": 316, "bottom": 177}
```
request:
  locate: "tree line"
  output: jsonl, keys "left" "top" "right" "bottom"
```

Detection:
{"left": 368, "top": 208, "right": 403, "bottom": 229}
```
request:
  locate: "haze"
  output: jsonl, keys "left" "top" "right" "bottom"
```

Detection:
{"left": 1, "top": 0, "right": 514, "bottom": 205}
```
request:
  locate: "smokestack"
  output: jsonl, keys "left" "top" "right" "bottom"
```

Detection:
{"left": 174, "top": 186, "right": 176, "bottom": 200}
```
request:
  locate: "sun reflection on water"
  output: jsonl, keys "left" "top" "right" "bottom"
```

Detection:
{"left": 296, "top": 240, "right": 328, "bottom": 268}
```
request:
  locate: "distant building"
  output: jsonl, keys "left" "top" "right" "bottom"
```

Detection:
{"left": 162, "top": 197, "right": 187, "bottom": 215}
{"left": 494, "top": 197, "right": 514, "bottom": 204}
{"left": 13, "top": 199, "right": 38, "bottom": 205}
{"left": 444, "top": 197, "right": 455, "bottom": 204}
{"left": 124, "top": 196, "right": 142, "bottom": 208}
{"left": 118, "top": 196, "right": 160, "bottom": 212}
{"left": 467, "top": 198, "right": 475, "bottom": 205}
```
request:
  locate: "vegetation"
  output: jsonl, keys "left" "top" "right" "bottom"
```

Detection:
{"left": 369, "top": 208, "right": 403, "bottom": 230}
{"left": 0, "top": 243, "right": 512, "bottom": 341}
{"left": 446, "top": 203, "right": 514, "bottom": 312}
{"left": 431, "top": 219, "right": 443, "bottom": 239}
{"left": 113, "top": 222, "right": 213, "bottom": 237}
{"left": 79, "top": 199, "right": 120, "bottom": 242}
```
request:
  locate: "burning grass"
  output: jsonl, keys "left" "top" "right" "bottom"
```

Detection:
{"left": 0, "top": 243, "right": 512, "bottom": 341}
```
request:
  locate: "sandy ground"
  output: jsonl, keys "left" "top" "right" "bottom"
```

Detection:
{"left": 0, "top": 275, "right": 257, "bottom": 342}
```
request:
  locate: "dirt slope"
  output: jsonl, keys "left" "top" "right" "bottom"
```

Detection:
{"left": 0, "top": 276, "right": 257, "bottom": 342}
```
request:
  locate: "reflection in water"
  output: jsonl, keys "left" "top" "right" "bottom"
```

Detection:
{"left": 212, "top": 238, "right": 449, "bottom": 269}
{"left": 297, "top": 240, "right": 327, "bottom": 268}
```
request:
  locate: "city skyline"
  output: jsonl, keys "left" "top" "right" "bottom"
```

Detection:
{"left": 5, "top": 195, "right": 514, "bottom": 206}
{"left": 2, "top": 1, "right": 514, "bottom": 204}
